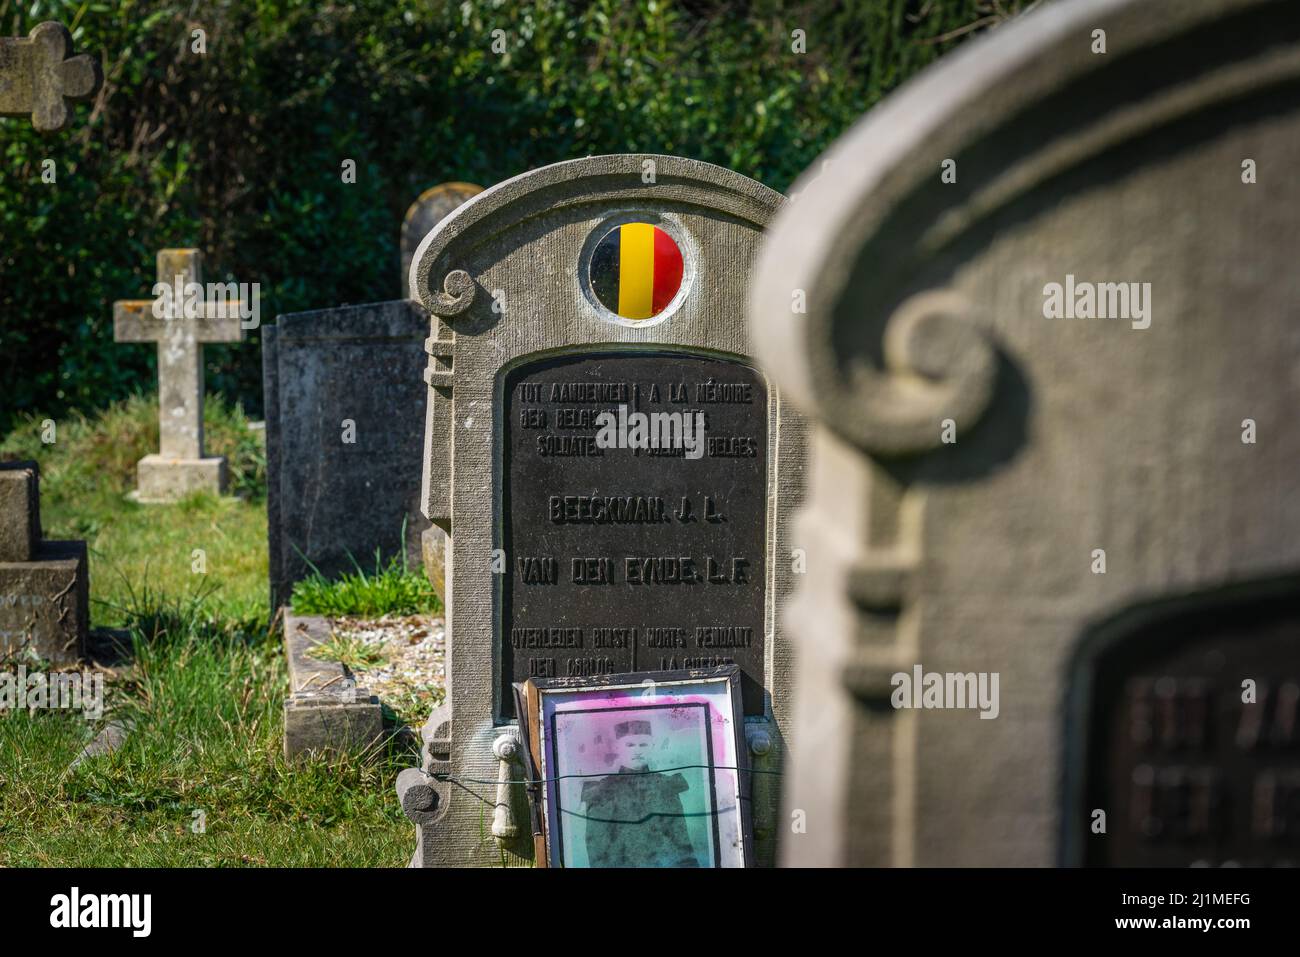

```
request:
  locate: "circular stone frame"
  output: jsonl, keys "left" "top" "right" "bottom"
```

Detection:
{"left": 578, "top": 211, "right": 697, "bottom": 330}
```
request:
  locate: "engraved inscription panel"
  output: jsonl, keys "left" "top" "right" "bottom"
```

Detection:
{"left": 502, "top": 351, "right": 767, "bottom": 716}
{"left": 1085, "top": 600, "right": 1300, "bottom": 866}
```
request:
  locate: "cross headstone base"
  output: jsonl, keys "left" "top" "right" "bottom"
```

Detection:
{"left": 129, "top": 454, "right": 228, "bottom": 504}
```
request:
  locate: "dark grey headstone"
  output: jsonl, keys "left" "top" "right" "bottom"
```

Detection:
{"left": 263, "top": 300, "right": 431, "bottom": 609}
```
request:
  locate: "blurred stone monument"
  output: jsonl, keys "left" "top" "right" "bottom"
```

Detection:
{"left": 0, "top": 21, "right": 100, "bottom": 132}
{"left": 401, "top": 182, "right": 483, "bottom": 286}
{"left": 749, "top": 0, "right": 1300, "bottom": 866}
{"left": 2, "top": 23, "right": 98, "bottom": 665}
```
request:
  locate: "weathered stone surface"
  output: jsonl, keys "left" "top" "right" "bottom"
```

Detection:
{"left": 0, "top": 539, "right": 88, "bottom": 666}
{"left": 284, "top": 696, "right": 384, "bottom": 760}
{"left": 114, "top": 248, "right": 243, "bottom": 502}
{"left": 400, "top": 182, "right": 482, "bottom": 290}
{"left": 0, "top": 21, "right": 100, "bottom": 132}
{"left": 69, "top": 718, "right": 132, "bottom": 770}
{"left": 0, "top": 460, "right": 88, "bottom": 666}
{"left": 263, "top": 300, "right": 431, "bottom": 610}
{"left": 749, "top": 0, "right": 1300, "bottom": 866}
{"left": 136, "top": 453, "right": 226, "bottom": 503}
{"left": 402, "top": 155, "right": 805, "bottom": 867}
{"left": 281, "top": 611, "right": 383, "bottom": 759}
{"left": 420, "top": 525, "right": 445, "bottom": 599}
{"left": 401, "top": 185, "right": 482, "bottom": 599}
{"left": 0, "top": 461, "right": 41, "bottom": 563}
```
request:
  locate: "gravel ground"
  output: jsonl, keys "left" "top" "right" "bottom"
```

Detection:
{"left": 327, "top": 614, "right": 446, "bottom": 729}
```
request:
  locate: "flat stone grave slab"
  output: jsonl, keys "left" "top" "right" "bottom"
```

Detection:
{"left": 281, "top": 611, "right": 445, "bottom": 759}
{"left": 282, "top": 611, "right": 384, "bottom": 760}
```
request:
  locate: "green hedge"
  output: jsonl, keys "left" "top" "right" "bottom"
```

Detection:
{"left": 0, "top": 0, "right": 1025, "bottom": 435}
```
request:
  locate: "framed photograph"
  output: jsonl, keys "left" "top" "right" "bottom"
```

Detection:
{"left": 517, "top": 666, "right": 752, "bottom": 868}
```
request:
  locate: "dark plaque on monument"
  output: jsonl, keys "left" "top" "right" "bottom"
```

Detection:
{"left": 1083, "top": 582, "right": 1300, "bottom": 866}
{"left": 502, "top": 350, "right": 767, "bottom": 716}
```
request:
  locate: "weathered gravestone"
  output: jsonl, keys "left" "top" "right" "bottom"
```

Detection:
{"left": 263, "top": 182, "right": 483, "bottom": 610}
{"left": 113, "top": 248, "right": 245, "bottom": 502}
{"left": 0, "top": 461, "right": 88, "bottom": 666}
{"left": 749, "top": 0, "right": 1300, "bottom": 867}
{"left": 400, "top": 183, "right": 483, "bottom": 289}
{"left": 396, "top": 155, "right": 806, "bottom": 866}
{"left": 263, "top": 300, "right": 430, "bottom": 610}
{"left": 1, "top": 22, "right": 98, "bottom": 668}
{"left": 0, "top": 21, "right": 100, "bottom": 132}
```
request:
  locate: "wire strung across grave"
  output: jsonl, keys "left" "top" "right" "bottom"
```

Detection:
{"left": 432, "top": 764, "right": 781, "bottom": 822}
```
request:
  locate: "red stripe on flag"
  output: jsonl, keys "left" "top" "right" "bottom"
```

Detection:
{"left": 651, "top": 227, "right": 684, "bottom": 313}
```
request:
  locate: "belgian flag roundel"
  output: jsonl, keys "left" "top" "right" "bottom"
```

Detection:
{"left": 590, "top": 223, "right": 684, "bottom": 320}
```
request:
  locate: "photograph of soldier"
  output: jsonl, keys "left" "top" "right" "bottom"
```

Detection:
{"left": 578, "top": 718, "right": 702, "bottom": 867}
{"left": 536, "top": 671, "right": 749, "bottom": 867}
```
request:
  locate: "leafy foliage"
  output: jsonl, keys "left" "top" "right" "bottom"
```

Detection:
{"left": 0, "top": 0, "right": 1025, "bottom": 434}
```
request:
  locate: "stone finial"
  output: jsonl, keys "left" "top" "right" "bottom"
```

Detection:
{"left": 492, "top": 731, "right": 522, "bottom": 843}
{"left": 0, "top": 22, "right": 101, "bottom": 132}
{"left": 397, "top": 767, "right": 441, "bottom": 826}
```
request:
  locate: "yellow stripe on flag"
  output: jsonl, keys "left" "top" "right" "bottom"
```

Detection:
{"left": 617, "top": 222, "right": 655, "bottom": 319}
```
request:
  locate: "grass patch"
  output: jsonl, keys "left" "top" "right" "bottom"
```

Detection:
{"left": 0, "top": 587, "right": 414, "bottom": 867}
{"left": 307, "top": 631, "right": 390, "bottom": 671}
{"left": 0, "top": 394, "right": 268, "bottom": 624}
{"left": 290, "top": 547, "right": 440, "bottom": 618}
{"left": 0, "top": 396, "right": 421, "bottom": 866}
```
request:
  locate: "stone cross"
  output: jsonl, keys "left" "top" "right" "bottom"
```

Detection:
{"left": 0, "top": 22, "right": 100, "bottom": 132}
{"left": 113, "top": 248, "right": 244, "bottom": 501}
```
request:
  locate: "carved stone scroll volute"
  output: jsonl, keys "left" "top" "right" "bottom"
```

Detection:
{"left": 424, "top": 269, "right": 476, "bottom": 319}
